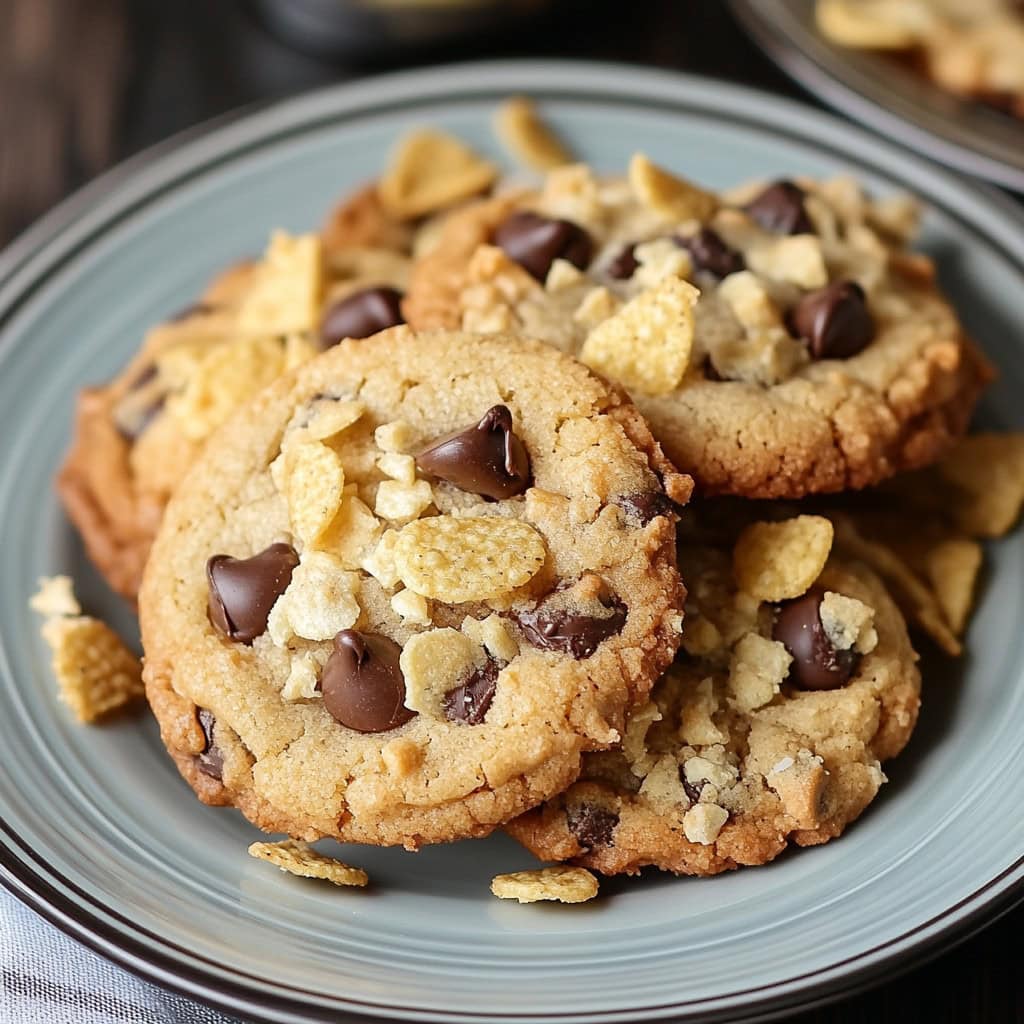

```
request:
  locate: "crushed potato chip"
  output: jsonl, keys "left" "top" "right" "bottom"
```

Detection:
{"left": 267, "top": 552, "right": 360, "bottom": 644}
{"left": 379, "top": 129, "right": 498, "bottom": 220}
{"left": 248, "top": 840, "right": 368, "bottom": 887}
{"left": 375, "top": 479, "right": 434, "bottom": 522}
{"left": 815, "top": 0, "right": 921, "bottom": 49}
{"left": 633, "top": 238, "right": 693, "bottom": 289}
{"left": 282, "top": 442, "right": 346, "bottom": 545}
{"left": 820, "top": 592, "right": 878, "bottom": 654}
{"left": 361, "top": 529, "right": 402, "bottom": 588}
{"left": 622, "top": 700, "right": 663, "bottom": 775}
{"left": 573, "top": 286, "right": 621, "bottom": 330}
{"left": 400, "top": 627, "right": 482, "bottom": 717}
{"left": 638, "top": 754, "right": 690, "bottom": 813}
{"left": 924, "top": 538, "right": 983, "bottom": 637}
{"left": 318, "top": 494, "right": 382, "bottom": 567}
{"left": 745, "top": 236, "right": 828, "bottom": 289}
{"left": 733, "top": 516, "right": 834, "bottom": 601}
{"left": 628, "top": 154, "right": 717, "bottom": 222}
{"left": 301, "top": 400, "right": 366, "bottom": 442}
{"left": 682, "top": 803, "right": 729, "bottom": 845}
{"left": 545, "top": 258, "right": 586, "bottom": 292}
{"left": 374, "top": 420, "right": 414, "bottom": 453}
{"left": 939, "top": 434, "right": 1024, "bottom": 539}
{"left": 494, "top": 97, "right": 572, "bottom": 172}
{"left": 394, "top": 516, "right": 547, "bottom": 603}
{"left": 238, "top": 232, "right": 323, "bottom": 335}
{"left": 580, "top": 277, "right": 698, "bottom": 396}
{"left": 39, "top": 616, "right": 143, "bottom": 723}
{"left": 282, "top": 651, "right": 321, "bottom": 701}
{"left": 30, "top": 576, "right": 81, "bottom": 618}
{"left": 377, "top": 452, "right": 417, "bottom": 484}
{"left": 490, "top": 866, "right": 598, "bottom": 904}
{"left": 391, "top": 588, "right": 431, "bottom": 625}
{"left": 461, "top": 614, "right": 519, "bottom": 663}
{"left": 717, "top": 270, "right": 783, "bottom": 330}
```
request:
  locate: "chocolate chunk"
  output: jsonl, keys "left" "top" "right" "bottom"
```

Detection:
{"left": 789, "top": 280, "right": 874, "bottom": 360}
{"left": 616, "top": 491, "right": 674, "bottom": 526}
{"left": 493, "top": 211, "right": 594, "bottom": 281}
{"left": 745, "top": 181, "right": 813, "bottom": 235}
{"left": 321, "top": 630, "right": 416, "bottom": 733}
{"left": 606, "top": 244, "right": 639, "bottom": 280}
{"left": 681, "top": 772, "right": 704, "bottom": 806}
{"left": 196, "top": 708, "right": 223, "bottom": 780}
{"left": 416, "top": 405, "right": 530, "bottom": 500}
{"left": 206, "top": 542, "right": 299, "bottom": 644}
{"left": 517, "top": 594, "right": 628, "bottom": 660}
{"left": 442, "top": 659, "right": 499, "bottom": 726}
{"left": 567, "top": 804, "right": 618, "bottom": 848}
{"left": 677, "top": 228, "right": 745, "bottom": 279}
{"left": 319, "top": 286, "right": 404, "bottom": 347}
{"left": 773, "top": 586, "right": 858, "bottom": 691}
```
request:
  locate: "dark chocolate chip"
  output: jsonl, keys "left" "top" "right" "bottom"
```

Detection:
{"left": 517, "top": 594, "right": 627, "bottom": 660}
{"left": 567, "top": 804, "right": 619, "bottom": 848}
{"left": 745, "top": 181, "right": 813, "bottom": 235}
{"left": 442, "top": 659, "right": 499, "bottom": 726}
{"left": 677, "top": 228, "right": 745, "bottom": 279}
{"left": 606, "top": 244, "right": 639, "bottom": 280}
{"left": 416, "top": 405, "right": 530, "bottom": 500}
{"left": 319, "top": 286, "right": 404, "bottom": 347}
{"left": 789, "top": 280, "right": 874, "bottom": 360}
{"left": 196, "top": 708, "right": 223, "bottom": 780}
{"left": 773, "top": 585, "right": 858, "bottom": 691}
{"left": 206, "top": 542, "right": 299, "bottom": 644}
{"left": 493, "top": 211, "right": 594, "bottom": 281}
{"left": 321, "top": 630, "right": 415, "bottom": 733}
{"left": 681, "top": 771, "right": 704, "bottom": 806}
{"left": 615, "top": 491, "right": 675, "bottom": 526}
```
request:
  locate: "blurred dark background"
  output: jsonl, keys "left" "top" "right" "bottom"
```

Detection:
{"left": 0, "top": 1, "right": 1020, "bottom": 1021}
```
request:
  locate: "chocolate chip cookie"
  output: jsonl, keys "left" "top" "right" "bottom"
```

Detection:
{"left": 404, "top": 160, "right": 991, "bottom": 498}
{"left": 506, "top": 509, "right": 921, "bottom": 875}
{"left": 138, "top": 327, "right": 691, "bottom": 848}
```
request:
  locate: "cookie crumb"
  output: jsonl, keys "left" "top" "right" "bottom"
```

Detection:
{"left": 30, "top": 576, "right": 81, "bottom": 618}
{"left": 490, "top": 866, "right": 598, "bottom": 904}
{"left": 248, "top": 840, "right": 368, "bottom": 887}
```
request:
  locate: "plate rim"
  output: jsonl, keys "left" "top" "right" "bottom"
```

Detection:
{"left": 2, "top": 57, "right": 1024, "bottom": 1024}
{"left": 729, "top": 0, "right": 1024, "bottom": 193}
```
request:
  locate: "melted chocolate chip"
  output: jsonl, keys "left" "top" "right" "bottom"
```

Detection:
{"left": 773, "top": 586, "right": 858, "bottom": 691}
{"left": 567, "top": 804, "right": 619, "bottom": 848}
{"left": 416, "top": 405, "right": 530, "bottom": 500}
{"left": 442, "top": 659, "right": 499, "bottom": 725}
{"left": 789, "top": 280, "right": 874, "bottom": 360}
{"left": 606, "top": 244, "right": 639, "bottom": 280}
{"left": 681, "top": 772, "right": 704, "bottom": 806}
{"left": 745, "top": 181, "right": 813, "bottom": 236}
{"left": 321, "top": 630, "right": 415, "bottom": 733}
{"left": 677, "top": 228, "right": 745, "bottom": 279}
{"left": 196, "top": 708, "right": 223, "bottom": 780}
{"left": 517, "top": 594, "right": 628, "bottom": 660}
{"left": 493, "top": 211, "right": 594, "bottom": 281}
{"left": 206, "top": 543, "right": 299, "bottom": 644}
{"left": 319, "top": 286, "right": 404, "bottom": 347}
{"left": 615, "top": 491, "right": 675, "bottom": 526}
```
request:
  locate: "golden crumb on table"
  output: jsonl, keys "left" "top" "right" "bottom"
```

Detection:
{"left": 490, "top": 866, "right": 599, "bottom": 904}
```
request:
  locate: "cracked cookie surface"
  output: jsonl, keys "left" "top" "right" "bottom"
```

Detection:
{"left": 138, "top": 327, "right": 689, "bottom": 848}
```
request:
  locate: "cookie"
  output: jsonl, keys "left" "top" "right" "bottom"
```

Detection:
{"left": 404, "top": 161, "right": 991, "bottom": 498}
{"left": 816, "top": 0, "right": 1024, "bottom": 118}
{"left": 506, "top": 509, "right": 921, "bottom": 876}
{"left": 138, "top": 327, "right": 690, "bottom": 848}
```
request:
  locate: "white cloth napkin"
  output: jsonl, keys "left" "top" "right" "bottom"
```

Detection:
{"left": 1, "top": 887, "right": 241, "bottom": 1023}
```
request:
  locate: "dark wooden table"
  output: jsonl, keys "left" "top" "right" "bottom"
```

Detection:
{"left": 1, "top": 1, "right": 1021, "bottom": 1021}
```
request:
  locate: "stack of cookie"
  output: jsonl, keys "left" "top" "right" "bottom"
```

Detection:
{"left": 44, "top": 101, "right": 1024, "bottom": 902}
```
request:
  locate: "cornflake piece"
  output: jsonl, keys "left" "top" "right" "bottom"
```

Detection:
{"left": 494, "top": 97, "right": 572, "bottom": 172}
{"left": 939, "top": 434, "right": 1024, "bottom": 539}
{"left": 733, "top": 516, "right": 834, "bottom": 601}
{"left": 580, "top": 277, "right": 697, "bottom": 396}
{"left": 490, "top": 866, "right": 598, "bottom": 904}
{"left": 238, "top": 232, "right": 323, "bottom": 335}
{"left": 379, "top": 129, "right": 498, "bottom": 220}
{"left": 283, "top": 442, "right": 346, "bottom": 545}
{"left": 248, "top": 840, "right": 368, "bottom": 888}
{"left": 282, "top": 651, "right": 321, "bottom": 701}
{"left": 30, "top": 576, "right": 81, "bottom": 618}
{"left": 682, "top": 803, "right": 729, "bottom": 845}
{"left": 394, "top": 516, "right": 547, "bottom": 603}
{"left": 40, "top": 616, "right": 143, "bottom": 723}
{"left": 391, "top": 589, "right": 431, "bottom": 625}
{"left": 377, "top": 452, "right": 416, "bottom": 484}
{"left": 745, "top": 236, "right": 828, "bottom": 289}
{"left": 717, "top": 271, "right": 783, "bottom": 330}
{"left": 461, "top": 614, "right": 519, "bottom": 663}
{"left": 924, "top": 539, "right": 983, "bottom": 636}
{"left": 400, "top": 628, "right": 482, "bottom": 717}
{"left": 728, "top": 633, "right": 792, "bottom": 713}
{"left": 628, "top": 154, "right": 717, "bottom": 222}
{"left": 374, "top": 420, "right": 414, "bottom": 453}
{"left": 267, "top": 552, "right": 360, "bottom": 644}
{"left": 820, "top": 592, "right": 878, "bottom": 653}
{"left": 638, "top": 754, "right": 689, "bottom": 813}
{"left": 375, "top": 479, "right": 434, "bottom": 522}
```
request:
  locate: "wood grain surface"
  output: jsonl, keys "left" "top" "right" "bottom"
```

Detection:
{"left": 0, "top": 0, "right": 1020, "bottom": 1021}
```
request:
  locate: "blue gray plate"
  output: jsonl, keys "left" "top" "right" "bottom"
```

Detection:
{"left": 1, "top": 61, "right": 1023, "bottom": 1024}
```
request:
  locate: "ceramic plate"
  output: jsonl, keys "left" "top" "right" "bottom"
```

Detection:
{"left": 1, "top": 61, "right": 1023, "bottom": 1024}
{"left": 731, "top": 0, "right": 1024, "bottom": 193}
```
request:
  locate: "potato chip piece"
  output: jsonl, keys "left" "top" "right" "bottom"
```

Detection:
{"left": 374, "top": 420, "right": 415, "bottom": 453}
{"left": 375, "top": 479, "right": 434, "bottom": 522}
{"left": 745, "top": 236, "right": 828, "bottom": 289}
{"left": 820, "top": 591, "right": 878, "bottom": 653}
{"left": 40, "top": 616, "right": 143, "bottom": 723}
{"left": 391, "top": 589, "right": 431, "bottom": 625}
{"left": 379, "top": 129, "right": 498, "bottom": 220}
{"left": 494, "top": 96, "right": 572, "bottom": 172}
{"left": 284, "top": 442, "right": 346, "bottom": 545}
{"left": 377, "top": 452, "right": 416, "bottom": 484}
{"left": 394, "top": 516, "right": 546, "bottom": 603}
{"left": 733, "top": 516, "right": 834, "bottom": 601}
{"left": 318, "top": 494, "right": 382, "bottom": 567}
{"left": 248, "top": 840, "right": 368, "bottom": 887}
{"left": 267, "top": 552, "right": 360, "bottom": 644}
{"left": 717, "top": 270, "right": 783, "bottom": 330}
{"left": 939, "top": 434, "right": 1024, "bottom": 539}
{"left": 361, "top": 529, "right": 402, "bottom": 589}
{"left": 681, "top": 803, "right": 729, "bottom": 845}
{"left": 238, "top": 232, "right": 323, "bottom": 335}
{"left": 924, "top": 538, "right": 983, "bottom": 637}
{"left": 461, "top": 614, "right": 519, "bottom": 663}
{"left": 638, "top": 754, "right": 690, "bottom": 814}
{"left": 628, "top": 154, "right": 717, "bottom": 223}
{"left": 490, "top": 866, "right": 598, "bottom": 904}
{"left": 303, "top": 400, "right": 366, "bottom": 442}
{"left": 815, "top": 0, "right": 923, "bottom": 49}
{"left": 30, "top": 576, "right": 81, "bottom": 618}
{"left": 400, "top": 627, "right": 482, "bottom": 716}
{"left": 282, "top": 651, "right": 321, "bottom": 701}
{"left": 580, "top": 277, "right": 697, "bottom": 396}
